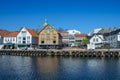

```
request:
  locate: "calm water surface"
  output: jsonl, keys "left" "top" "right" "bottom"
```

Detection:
{"left": 0, "top": 56, "right": 120, "bottom": 80}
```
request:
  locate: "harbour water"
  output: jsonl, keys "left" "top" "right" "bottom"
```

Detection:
{"left": 0, "top": 56, "right": 120, "bottom": 80}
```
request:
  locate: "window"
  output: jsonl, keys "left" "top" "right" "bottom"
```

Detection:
{"left": 23, "top": 41, "right": 26, "bottom": 43}
{"left": 27, "top": 36, "right": 30, "bottom": 39}
{"left": 22, "top": 31, "right": 26, "bottom": 33}
{"left": 10, "top": 38, "right": 12, "bottom": 42}
{"left": 8, "top": 38, "right": 10, "bottom": 42}
{"left": 46, "top": 34, "right": 50, "bottom": 39}
{"left": 96, "top": 38, "right": 98, "bottom": 42}
{"left": 41, "top": 34, "right": 44, "bottom": 39}
{"left": 93, "top": 38, "right": 95, "bottom": 42}
{"left": 53, "top": 34, "right": 56, "bottom": 38}
{"left": 41, "top": 41, "right": 44, "bottom": 44}
{"left": 27, "top": 41, "right": 30, "bottom": 43}
{"left": 18, "top": 41, "right": 21, "bottom": 43}
{"left": 23, "top": 37, "right": 26, "bottom": 40}
{"left": 19, "top": 37, "right": 21, "bottom": 39}
{"left": 22, "top": 31, "right": 27, "bottom": 36}
{"left": 5, "top": 38, "right": 7, "bottom": 42}
{"left": 13, "top": 38, "right": 15, "bottom": 41}
{"left": 46, "top": 40, "right": 50, "bottom": 44}
{"left": 53, "top": 41, "right": 56, "bottom": 44}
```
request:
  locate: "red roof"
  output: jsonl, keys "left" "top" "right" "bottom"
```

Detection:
{"left": 26, "top": 28, "right": 38, "bottom": 37}
{"left": 74, "top": 34, "right": 87, "bottom": 37}
{"left": 0, "top": 30, "right": 10, "bottom": 37}
{"left": 5, "top": 32, "right": 19, "bottom": 37}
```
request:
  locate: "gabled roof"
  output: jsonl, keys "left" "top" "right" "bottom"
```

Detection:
{"left": 91, "top": 34, "right": 104, "bottom": 41}
{"left": 4, "top": 32, "right": 19, "bottom": 37}
{"left": 39, "top": 24, "right": 58, "bottom": 33}
{"left": 25, "top": 28, "right": 38, "bottom": 37}
{"left": 96, "top": 35, "right": 104, "bottom": 41}
{"left": 74, "top": 34, "right": 87, "bottom": 37}
{"left": 39, "top": 20, "right": 58, "bottom": 34}
{"left": 0, "top": 30, "right": 10, "bottom": 37}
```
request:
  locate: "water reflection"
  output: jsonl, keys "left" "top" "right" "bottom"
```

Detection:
{"left": 0, "top": 56, "right": 120, "bottom": 80}
{"left": 36, "top": 56, "right": 59, "bottom": 80}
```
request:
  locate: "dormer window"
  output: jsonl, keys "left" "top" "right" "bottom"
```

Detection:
{"left": 22, "top": 31, "right": 26, "bottom": 33}
{"left": 22, "top": 31, "right": 27, "bottom": 35}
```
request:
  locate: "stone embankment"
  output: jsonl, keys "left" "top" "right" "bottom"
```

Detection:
{"left": 0, "top": 49, "right": 120, "bottom": 57}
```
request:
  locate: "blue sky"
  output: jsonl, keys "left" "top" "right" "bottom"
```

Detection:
{"left": 0, "top": 0, "right": 120, "bottom": 34}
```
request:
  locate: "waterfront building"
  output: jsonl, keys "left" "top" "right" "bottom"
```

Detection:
{"left": 17, "top": 27, "right": 38, "bottom": 49}
{"left": 38, "top": 20, "right": 62, "bottom": 49}
{"left": 103, "top": 28, "right": 120, "bottom": 48}
{"left": 3, "top": 32, "right": 18, "bottom": 49}
{"left": 89, "top": 34, "right": 105, "bottom": 48}
{"left": 74, "top": 34, "right": 88, "bottom": 47}
{"left": 68, "top": 34, "right": 75, "bottom": 47}
{"left": 59, "top": 32, "right": 69, "bottom": 47}
{"left": 67, "top": 29, "right": 81, "bottom": 47}
{"left": 67, "top": 29, "right": 81, "bottom": 35}
{"left": 88, "top": 27, "right": 120, "bottom": 49}
{"left": 0, "top": 30, "right": 10, "bottom": 49}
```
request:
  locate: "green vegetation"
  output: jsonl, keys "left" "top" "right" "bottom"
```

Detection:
{"left": 82, "top": 38, "right": 90, "bottom": 49}
{"left": 82, "top": 38, "right": 90, "bottom": 45}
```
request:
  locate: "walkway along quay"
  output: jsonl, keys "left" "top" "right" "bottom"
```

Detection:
{"left": 0, "top": 49, "right": 120, "bottom": 57}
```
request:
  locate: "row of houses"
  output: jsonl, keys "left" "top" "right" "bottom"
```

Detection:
{"left": 0, "top": 20, "right": 88, "bottom": 49}
{"left": 89, "top": 28, "right": 120, "bottom": 49}
{"left": 1, "top": 20, "right": 120, "bottom": 49}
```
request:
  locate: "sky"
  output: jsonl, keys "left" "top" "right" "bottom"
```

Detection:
{"left": 0, "top": 0, "right": 120, "bottom": 34}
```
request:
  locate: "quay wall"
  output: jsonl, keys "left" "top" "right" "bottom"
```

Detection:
{"left": 0, "top": 49, "right": 120, "bottom": 57}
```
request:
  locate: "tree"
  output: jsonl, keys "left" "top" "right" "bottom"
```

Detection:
{"left": 82, "top": 38, "right": 90, "bottom": 48}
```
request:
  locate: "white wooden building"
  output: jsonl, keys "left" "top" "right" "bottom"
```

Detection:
{"left": 17, "top": 27, "right": 38, "bottom": 49}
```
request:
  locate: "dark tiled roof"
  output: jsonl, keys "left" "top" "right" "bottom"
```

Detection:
{"left": 98, "top": 27, "right": 120, "bottom": 34}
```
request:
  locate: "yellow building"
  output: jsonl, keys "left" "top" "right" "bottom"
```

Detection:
{"left": 38, "top": 20, "right": 62, "bottom": 49}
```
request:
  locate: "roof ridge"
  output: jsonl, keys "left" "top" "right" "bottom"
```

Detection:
{"left": 25, "top": 28, "right": 38, "bottom": 37}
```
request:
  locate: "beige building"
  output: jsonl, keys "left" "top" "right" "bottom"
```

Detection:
{"left": 38, "top": 20, "right": 62, "bottom": 49}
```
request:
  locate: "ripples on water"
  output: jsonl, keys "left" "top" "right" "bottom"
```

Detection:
{"left": 0, "top": 56, "right": 120, "bottom": 80}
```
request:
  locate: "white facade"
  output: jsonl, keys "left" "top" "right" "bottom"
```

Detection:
{"left": 67, "top": 30, "right": 81, "bottom": 47}
{"left": 87, "top": 44, "right": 95, "bottom": 49}
{"left": 17, "top": 27, "right": 38, "bottom": 48}
{"left": 17, "top": 28, "right": 32, "bottom": 44}
{"left": 117, "top": 33, "right": 120, "bottom": 41}
{"left": 67, "top": 30, "right": 81, "bottom": 35}
{"left": 105, "top": 32, "right": 120, "bottom": 48}
{"left": 4, "top": 37, "right": 17, "bottom": 44}
{"left": 90, "top": 34, "right": 104, "bottom": 48}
